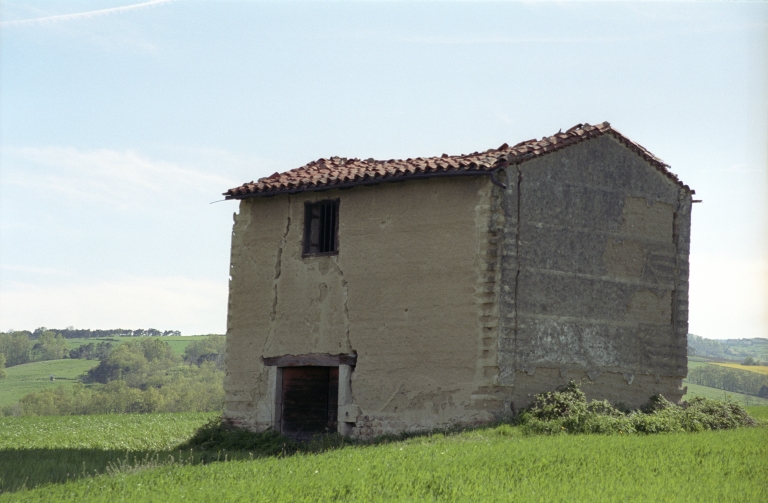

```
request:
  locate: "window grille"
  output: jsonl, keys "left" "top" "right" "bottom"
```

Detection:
{"left": 303, "top": 200, "right": 339, "bottom": 256}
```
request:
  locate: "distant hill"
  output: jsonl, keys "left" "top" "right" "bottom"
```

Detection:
{"left": 688, "top": 334, "right": 768, "bottom": 363}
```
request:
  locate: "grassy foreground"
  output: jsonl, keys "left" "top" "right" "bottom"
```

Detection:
{"left": 1, "top": 409, "right": 766, "bottom": 502}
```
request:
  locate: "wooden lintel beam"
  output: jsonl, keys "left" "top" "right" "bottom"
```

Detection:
{"left": 262, "top": 353, "right": 357, "bottom": 367}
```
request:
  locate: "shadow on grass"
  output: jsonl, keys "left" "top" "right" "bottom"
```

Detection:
{"left": 0, "top": 421, "right": 497, "bottom": 494}
{"left": 179, "top": 416, "right": 505, "bottom": 457}
{"left": 0, "top": 446, "right": 258, "bottom": 494}
{"left": 3, "top": 391, "right": 762, "bottom": 495}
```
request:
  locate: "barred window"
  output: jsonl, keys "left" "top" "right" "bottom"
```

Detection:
{"left": 303, "top": 200, "right": 339, "bottom": 256}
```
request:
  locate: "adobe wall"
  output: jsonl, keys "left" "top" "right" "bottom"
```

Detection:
{"left": 224, "top": 176, "right": 505, "bottom": 435}
{"left": 497, "top": 134, "right": 691, "bottom": 409}
{"left": 225, "top": 134, "right": 692, "bottom": 437}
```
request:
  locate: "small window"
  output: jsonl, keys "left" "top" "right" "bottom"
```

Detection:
{"left": 303, "top": 200, "right": 339, "bottom": 256}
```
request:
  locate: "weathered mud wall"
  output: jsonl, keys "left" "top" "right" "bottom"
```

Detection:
{"left": 497, "top": 134, "right": 691, "bottom": 408}
{"left": 225, "top": 134, "right": 692, "bottom": 436}
{"left": 225, "top": 176, "right": 504, "bottom": 434}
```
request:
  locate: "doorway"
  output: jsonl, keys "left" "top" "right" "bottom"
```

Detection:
{"left": 280, "top": 366, "right": 338, "bottom": 438}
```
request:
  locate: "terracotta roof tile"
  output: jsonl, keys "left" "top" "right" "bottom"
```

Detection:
{"left": 224, "top": 122, "right": 693, "bottom": 199}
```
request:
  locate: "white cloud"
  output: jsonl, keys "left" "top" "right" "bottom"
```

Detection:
{"left": 0, "top": 276, "right": 227, "bottom": 334}
{"left": 688, "top": 255, "right": 768, "bottom": 339}
{"left": 0, "top": 0, "right": 173, "bottom": 28}
{"left": 1, "top": 146, "right": 236, "bottom": 210}
{"left": 1, "top": 265, "right": 72, "bottom": 277}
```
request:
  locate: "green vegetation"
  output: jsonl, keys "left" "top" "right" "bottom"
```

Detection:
{"left": 183, "top": 335, "right": 225, "bottom": 366}
{"left": 33, "top": 327, "right": 182, "bottom": 339}
{"left": 0, "top": 332, "right": 32, "bottom": 366}
{"left": 32, "top": 330, "right": 69, "bottom": 361}
{"left": 713, "top": 362, "right": 768, "bottom": 375}
{"left": 151, "top": 335, "right": 216, "bottom": 356}
{"left": 64, "top": 335, "right": 214, "bottom": 357}
{"left": 85, "top": 338, "right": 178, "bottom": 384}
{"left": 181, "top": 381, "right": 756, "bottom": 460}
{"left": 0, "top": 409, "right": 765, "bottom": 501}
{"left": 0, "top": 412, "right": 217, "bottom": 451}
{"left": 688, "top": 333, "right": 768, "bottom": 362}
{"left": 68, "top": 340, "right": 114, "bottom": 360}
{"left": 687, "top": 362, "right": 768, "bottom": 398}
{"left": 0, "top": 359, "right": 100, "bottom": 409}
{"left": 684, "top": 382, "right": 768, "bottom": 406}
{"left": 516, "top": 381, "right": 755, "bottom": 435}
{"left": 3, "top": 338, "right": 224, "bottom": 416}
{"left": 0, "top": 330, "right": 215, "bottom": 372}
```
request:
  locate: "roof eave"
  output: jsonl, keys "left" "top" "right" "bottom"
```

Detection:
{"left": 223, "top": 167, "right": 507, "bottom": 200}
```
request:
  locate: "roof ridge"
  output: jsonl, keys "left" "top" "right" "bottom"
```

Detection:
{"left": 224, "top": 122, "right": 692, "bottom": 198}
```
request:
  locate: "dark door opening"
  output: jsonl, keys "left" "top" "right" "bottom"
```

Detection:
{"left": 281, "top": 366, "right": 338, "bottom": 438}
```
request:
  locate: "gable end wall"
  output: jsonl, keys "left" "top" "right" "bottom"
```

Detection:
{"left": 498, "top": 134, "right": 690, "bottom": 408}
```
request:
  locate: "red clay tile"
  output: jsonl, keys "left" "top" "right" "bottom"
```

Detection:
{"left": 224, "top": 122, "right": 692, "bottom": 198}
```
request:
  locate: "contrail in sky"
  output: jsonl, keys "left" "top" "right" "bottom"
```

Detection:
{"left": 0, "top": 0, "right": 173, "bottom": 27}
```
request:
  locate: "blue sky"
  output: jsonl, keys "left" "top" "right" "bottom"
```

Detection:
{"left": 1, "top": 1, "right": 766, "bottom": 338}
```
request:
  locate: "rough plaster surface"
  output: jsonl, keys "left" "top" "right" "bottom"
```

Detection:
{"left": 498, "top": 134, "right": 689, "bottom": 409}
{"left": 225, "top": 134, "right": 691, "bottom": 436}
{"left": 225, "top": 177, "right": 502, "bottom": 434}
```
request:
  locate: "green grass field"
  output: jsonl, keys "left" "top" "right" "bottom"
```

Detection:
{"left": 686, "top": 359, "right": 712, "bottom": 369}
{"left": 64, "top": 335, "right": 214, "bottom": 356}
{"left": 0, "top": 412, "right": 219, "bottom": 494}
{"left": 0, "top": 359, "right": 100, "bottom": 408}
{"left": 683, "top": 358, "right": 768, "bottom": 407}
{"left": 683, "top": 382, "right": 768, "bottom": 407}
{"left": 0, "top": 411, "right": 765, "bottom": 501}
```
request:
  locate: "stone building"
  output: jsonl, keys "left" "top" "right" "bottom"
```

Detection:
{"left": 222, "top": 122, "right": 694, "bottom": 438}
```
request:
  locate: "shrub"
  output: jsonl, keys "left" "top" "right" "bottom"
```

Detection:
{"left": 70, "top": 341, "right": 113, "bottom": 360}
{"left": 31, "top": 331, "right": 69, "bottom": 361}
{"left": 183, "top": 335, "right": 225, "bottom": 368}
{"left": 0, "top": 331, "right": 32, "bottom": 366}
{"left": 10, "top": 359, "right": 225, "bottom": 417}
{"left": 86, "top": 339, "right": 178, "bottom": 385}
{"left": 517, "top": 380, "right": 756, "bottom": 435}
{"left": 181, "top": 417, "right": 358, "bottom": 457}
{"left": 182, "top": 418, "right": 293, "bottom": 455}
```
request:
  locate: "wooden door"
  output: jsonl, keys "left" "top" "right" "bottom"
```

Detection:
{"left": 281, "top": 366, "right": 338, "bottom": 438}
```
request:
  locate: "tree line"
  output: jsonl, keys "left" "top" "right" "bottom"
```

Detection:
{"left": 31, "top": 327, "right": 182, "bottom": 339}
{"left": 0, "top": 330, "right": 70, "bottom": 369}
{"left": 687, "top": 365, "right": 768, "bottom": 398}
{"left": 688, "top": 334, "right": 768, "bottom": 361}
{"left": 0, "top": 328, "right": 185, "bottom": 372}
{"left": 2, "top": 336, "right": 227, "bottom": 416}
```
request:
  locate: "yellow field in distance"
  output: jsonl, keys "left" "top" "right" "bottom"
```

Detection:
{"left": 710, "top": 362, "right": 768, "bottom": 375}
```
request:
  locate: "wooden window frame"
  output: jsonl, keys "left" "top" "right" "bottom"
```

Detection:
{"left": 302, "top": 199, "right": 340, "bottom": 257}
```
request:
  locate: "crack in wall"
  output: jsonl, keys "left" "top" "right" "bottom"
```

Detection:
{"left": 264, "top": 198, "right": 292, "bottom": 354}
{"left": 514, "top": 167, "right": 522, "bottom": 354}
{"left": 332, "top": 258, "right": 352, "bottom": 353}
